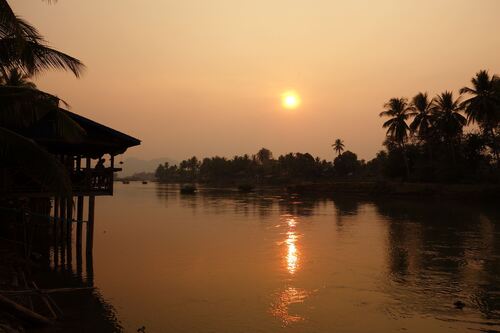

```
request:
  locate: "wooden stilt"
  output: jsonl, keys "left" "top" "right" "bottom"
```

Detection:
{"left": 86, "top": 250, "right": 94, "bottom": 287}
{"left": 86, "top": 196, "right": 95, "bottom": 254}
{"left": 76, "top": 197, "right": 83, "bottom": 248}
{"left": 52, "top": 198, "right": 59, "bottom": 269}
{"left": 85, "top": 195, "right": 95, "bottom": 286}
{"left": 66, "top": 198, "right": 72, "bottom": 242}
{"left": 59, "top": 198, "right": 66, "bottom": 266}
{"left": 76, "top": 196, "right": 84, "bottom": 279}
{"left": 66, "top": 198, "right": 73, "bottom": 270}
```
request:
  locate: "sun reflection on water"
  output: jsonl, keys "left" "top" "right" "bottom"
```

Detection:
{"left": 270, "top": 216, "right": 309, "bottom": 326}
{"left": 286, "top": 218, "right": 299, "bottom": 274}
{"left": 270, "top": 287, "right": 309, "bottom": 326}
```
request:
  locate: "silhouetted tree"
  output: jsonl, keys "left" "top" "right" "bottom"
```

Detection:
{"left": 380, "top": 98, "right": 412, "bottom": 178}
{"left": 460, "top": 70, "right": 500, "bottom": 163}
{"left": 255, "top": 148, "right": 273, "bottom": 165}
{"left": 332, "top": 139, "right": 345, "bottom": 157}
{"left": 432, "top": 91, "right": 466, "bottom": 164}
{"left": 334, "top": 151, "right": 360, "bottom": 177}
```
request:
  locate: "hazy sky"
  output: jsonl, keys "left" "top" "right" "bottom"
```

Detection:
{"left": 11, "top": 0, "right": 500, "bottom": 161}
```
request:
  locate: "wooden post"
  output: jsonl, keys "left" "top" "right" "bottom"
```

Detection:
{"left": 59, "top": 198, "right": 66, "bottom": 266}
{"left": 53, "top": 198, "right": 59, "bottom": 269}
{"left": 110, "top": 154, "right": 115, "bottom": 194}
{"left": 86, "top": 195, "right": 95, "bottom": 287}
{"left": 86, "top": 249, "right": 94, "bottom": 287}
{"left": 66, "top": 198, "right": 73, "bottom": 269}
{"left": 76, "top": 197, "right": 84, "bottom": 247}
{"left": 66, "top": 198, "right": 73, "bottom": 243}
{"left": 86, "top": 157, "right": 92, "bottom": 192}
{"left": 86, "top": 196, "right": 95, "bottom": 254}
{"left": 76, "top": 196, "right": 84, "bottom": 280}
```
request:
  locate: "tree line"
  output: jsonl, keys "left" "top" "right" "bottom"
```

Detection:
{"left": 155, "top": 147, "right": 376, "bottom": 184}
{"left": 156, "top": 70, "right": 499, "bottom": 184}
{"left": 377, "top": 70, "right": 499, "bottom": 182}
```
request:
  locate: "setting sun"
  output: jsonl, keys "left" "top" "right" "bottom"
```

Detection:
{"left": 282, "top": 91, "right": 301, "bottom": 109}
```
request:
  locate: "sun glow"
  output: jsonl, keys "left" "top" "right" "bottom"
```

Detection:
{"left": 281, "top": 91, "right": 301, "bottom": 109}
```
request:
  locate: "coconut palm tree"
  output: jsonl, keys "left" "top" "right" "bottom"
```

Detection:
{"left": 460, "top": 70, "right": 500, "bottom": 162}
{"left": 409, "top": 92, "right": 435, "bottom": 140}
{"left": 0, "top": 0, "right": 84, "bottom": 77}
{"left": 380, "top": 97, "right": 412, "bottom": 177}
{"left": 0, "top": 0, "right": 84, "bottom": 195}
{"left": 332, "top": 139, "right": 345, "bottom": 156}
{"left": 432, "top": 91, "right": 466, "bottom": 164}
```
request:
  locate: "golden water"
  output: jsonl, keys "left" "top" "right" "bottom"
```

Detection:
{"left": 89, "top": 183, "right": 500, "bottom": 332}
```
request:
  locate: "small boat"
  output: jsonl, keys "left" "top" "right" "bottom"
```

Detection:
{"left": 180, "top": 184, "right": 197, "bottom": 194}
{"left": 142, "top": 181, "right": 148, "bottom": 184}
{"left": 238, "top": 184, "right": 255, "bottom": 192}
{"left": 122, "top": 180, "right": 130, "bottom": 184}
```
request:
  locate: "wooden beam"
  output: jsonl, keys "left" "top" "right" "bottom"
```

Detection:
{"left": 0, "top": 293, "right": 52, "bottom": 326}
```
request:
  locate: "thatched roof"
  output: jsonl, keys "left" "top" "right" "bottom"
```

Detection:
{"left": 32, "top": 109, "right": 141, "bottom": 157}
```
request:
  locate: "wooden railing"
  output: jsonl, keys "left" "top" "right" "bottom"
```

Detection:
{"left": 0, "top": 167, "right": 119, "bottom": 197}
{"left": 70, "top": 168, "right": 117, "bottom": 195}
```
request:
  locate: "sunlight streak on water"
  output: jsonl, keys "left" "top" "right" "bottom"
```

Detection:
{"left": 270, "top": 216, "right": 309, "bottom": 326}
{"left": 286, "top": 217, "right": 299, "bottom": 275}
{"left": 270, "top": 287, "right": 309, "bottom": 326}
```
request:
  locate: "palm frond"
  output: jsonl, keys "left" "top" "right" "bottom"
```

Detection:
{"left": 0, "top": 85, "right": 58, "bottom": 128}
{"left": 0, "top": 86, "right": 85, "bottom": 141}
{"left": 0, "top": 0, "right": 41, "bottom": 40}
{"left": 0, "top": 38, "right": 85, "bottom": 77}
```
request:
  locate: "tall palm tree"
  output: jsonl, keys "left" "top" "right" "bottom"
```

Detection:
{"left": 460, "top": 70, "right": 500, "bottom": 162}
{"left": 0, "top": 0, "right": 85, "bottom": 195}
{"left": 432, "top": 91, "right": 466, "bottom": 164}
{"left": 0, "top": 0, "right": 84, "bottom": 77}
{"left": 409, "top": 92, "right": 435, "bottom": 140}
{"left": 380, "top": 97, "right": 411, "bottom": 177}
{"left": 332, "top": 139, "right": 345, "bottom": 156}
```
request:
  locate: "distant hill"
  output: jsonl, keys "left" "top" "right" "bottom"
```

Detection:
{"left": 119, "top": 157, "right": 177, "bottom": 177}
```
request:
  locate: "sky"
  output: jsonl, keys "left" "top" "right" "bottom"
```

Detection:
{"left": 11, "top": 0, "right": 500, "bottom": 162}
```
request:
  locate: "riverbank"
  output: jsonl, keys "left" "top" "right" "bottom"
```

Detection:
{"left": 285, "top": 181, "right": 500, "bottom": 200}
{"left": 151, "top": 179, "right": 500, "bottom": 200}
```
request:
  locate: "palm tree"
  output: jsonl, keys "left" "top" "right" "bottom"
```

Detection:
{"left": 409, "top": 92, "right": 435, "bottom": 140}
{"left": 432, "top": 91, "right": 466, "bottom": 164}
{"left": 460, "top": 70, "right": 500, "bottom": 162}
{"left": 332, "top": 139, "right": 345, "bottom": 157}
{"left": 380, "top": 97, "right": 412, "bottom": 177}
{"left": 409, "top": 92, "right": 437, "bottom": 163}
{"left": 0, "top": 0, "right": 85, "bottom": 194}
{"left": 0, "top": 0, "right": 84, "bottom": 77}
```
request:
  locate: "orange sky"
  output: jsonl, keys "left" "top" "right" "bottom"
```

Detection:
{"left": 11, "top": 0, "right": 500, "bottom": 161}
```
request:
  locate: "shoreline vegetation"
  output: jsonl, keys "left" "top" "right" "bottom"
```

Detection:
{"left": 118, "top": 69, "right": 500, "bottom": 199}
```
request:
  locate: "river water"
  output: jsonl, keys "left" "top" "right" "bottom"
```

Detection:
{"left": 84, "top": 182, "right": 500, "bottom": 332}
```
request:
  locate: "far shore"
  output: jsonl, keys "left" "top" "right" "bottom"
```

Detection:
{"left": 116, "top": 179, "right": 500, "bottom": 201}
